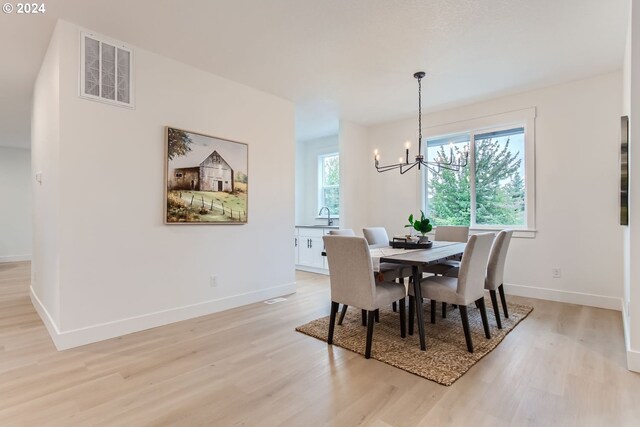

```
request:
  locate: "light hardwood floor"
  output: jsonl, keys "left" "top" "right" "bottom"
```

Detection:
{"left": 1, "top": 261, "right": 639, "bottom": 426}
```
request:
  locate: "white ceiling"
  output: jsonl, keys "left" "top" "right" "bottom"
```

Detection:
{"left": 0, "top": 0, "right": 629, "bottom": 148}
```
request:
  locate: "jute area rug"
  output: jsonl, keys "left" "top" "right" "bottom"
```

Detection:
{"left": 296, "top": 298, "right": 533, "bottom": 386}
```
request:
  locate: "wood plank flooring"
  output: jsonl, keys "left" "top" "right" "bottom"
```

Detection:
{"left": 1, "top": 261, "right": 639, "bottom": 426}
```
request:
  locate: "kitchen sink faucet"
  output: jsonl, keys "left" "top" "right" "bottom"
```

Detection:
{"left": 318, "top": 206, "right": 333, "bottom": 226}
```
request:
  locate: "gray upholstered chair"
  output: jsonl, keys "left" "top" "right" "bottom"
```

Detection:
{"left": 362, "top": 227, "right": 390, "bottom": 248}
{"left": 328, "top": 229, "right": 356, "bottom": 236}
{"left": 423, "top": 225, "right": 470, "bottom": 317}
{"left": 484, "top": 230, "right": 513, "bottom": 329}
{"left": 435, "top": 225, "right": 470, "bottom": 243}
{"left": 409, "top": 233, "right": 494, "bottom": 353}
{"left": 363, "top": 226, "right": 412, "bottom": 314}
{"left": 423, "top": 226, "right": 469, "bottom": 274}
{"left": 323, "top": 235, "right": 407, "bottom": 359}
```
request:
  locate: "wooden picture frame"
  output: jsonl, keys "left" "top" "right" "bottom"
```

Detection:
{"left": 621, "top": 116, "right": 629, "bottom": 226}
{"left": 165, "top": 127, "right": 248, "bottom": 224}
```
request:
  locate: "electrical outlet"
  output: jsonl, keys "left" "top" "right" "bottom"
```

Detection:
{"left": 552, "top": 268, "right": 561, "bottom": 279}
{"left": 209, "top": 275, "right": 218, "bottom": 287}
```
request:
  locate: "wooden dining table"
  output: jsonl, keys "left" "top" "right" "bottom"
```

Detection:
{"left": 376, "top": 241, "right": 467, "bottom": 351}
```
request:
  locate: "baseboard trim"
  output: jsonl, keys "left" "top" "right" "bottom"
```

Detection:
{"left": 29, "top": 286, "right": 62, "bottom": 347}
{"left": 621, "top": 300, "right": 640, "bottom": 372}
{"left": 295, "top": 266, "right": 329, "bottom": 275}
{"left": 31, "top": 282, "right": 297, "bottom": 351}
{"left": 0, "top": 254, "right": 31, "bottom": 263}
{"left": 504, "top": 283, "right": 622, "bottom": 311}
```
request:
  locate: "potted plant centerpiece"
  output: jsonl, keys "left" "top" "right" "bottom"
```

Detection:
{"left": 405, "top": 211, "right": 433, "bottom": 243}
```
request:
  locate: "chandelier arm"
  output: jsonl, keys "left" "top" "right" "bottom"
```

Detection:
{"left": 400, "top": 161, "right": 420, "bottom": 174}
{"left": 375, "top": 161, "right": 405, "bottom": 173}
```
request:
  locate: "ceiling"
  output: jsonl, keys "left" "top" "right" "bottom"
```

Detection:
{"left": 0, "top": 0, "right": 629, "bottom": 148}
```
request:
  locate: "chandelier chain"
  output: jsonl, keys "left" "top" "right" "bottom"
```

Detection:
{"left": 418, "top": 76, "right": 422, "bottom": 147}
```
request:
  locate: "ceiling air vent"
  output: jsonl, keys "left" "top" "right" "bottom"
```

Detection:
{"left": 80, "top": 32, "right": 134, "bottom": 108}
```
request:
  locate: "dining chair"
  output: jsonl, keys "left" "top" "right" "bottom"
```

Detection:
{"left": 328, "top": 229, "right": 356, "bottom": 236}
{"left": 484, "top": 230, "right": 513, "bottom": 329}
{"left": 409, "top": 233, "right": 494, "bottom": 353}
{"left": 423, "top": 225, "right": 470, "bottom": 317}
{"left": 425, "top": 225, "right": 469, "bottom": 271}
{"left": 363, "top": 226, "right": 412, "bottom": 314}
{"left": 444, "top": 230, "right": 513, "bottom": 328}
{"left": 435, "top": 225, "right": 470, "bottom": 243}
{"left": 323, "top": 235, "right": 407, "bottom": 359}
{"left": 362, "top": 227, "right": 390, "bottom": 248}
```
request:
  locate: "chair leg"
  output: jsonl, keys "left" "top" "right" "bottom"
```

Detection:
{"left": 430, "top": 299, "right": 436, "bottom": 324}
{"left": 408, "top": 295, "right": 415, "bottom": 336}
{"left": 475, "top": 300, "right": 481, "bottom": 310}
{"left": 328, "top": 301, "right": 339, "bottom": 344}
{"left": 477, "top": 298, "right": 491, "bottom": 339}
{"left": 392, "top": 301, "right": 397, "bottom": 312}
{"left": 499, "top": 284, "right": 509, "bottom": 318}
{"left": 442, "top": 302, "right": 447, "bottom": 319}
{"left": 365, "top": 310, "right": 376, "bottom": 359}
{"left": 459, "top": 305, "right": 473, "bottom": 353}
{"left": 399, "top": 298, "right": 406, "bottom": 338}
{"left": 338, "top": 304, "right": 348, "bottom": 326}
{"left": 361, "top": 309, "right": 367, "bottom": 326}
{"left": 375, "top": 309, "right": 380, "bottom": 323}
{"left": 489, "top": 290, "right": 502, "bottom": 329}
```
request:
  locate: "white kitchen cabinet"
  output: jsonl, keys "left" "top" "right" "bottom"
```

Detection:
{"left": 295, "top": 226, "right": 335, "bottom": 274}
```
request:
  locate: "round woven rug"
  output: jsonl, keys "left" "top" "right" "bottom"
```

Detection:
{"left": 296, "top": 298, "right": 533, "bottom": 386}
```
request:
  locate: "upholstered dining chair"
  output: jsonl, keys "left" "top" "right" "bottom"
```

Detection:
{"left": 323, "top": 235, "right": 407, "bottom": 359}
{"left": 423, "top": 225, "right": 470, "bottom": 317}
{"left": 362, "top": 227, "right": 390, "bottom": 248}
{"left": 409, "top": 233, "right": 495, "bottom": 353}
{"left": 484, "top": 230, "right": 513, "bottom": 329}
{"left": 435, "top": 225, "right": 470, "bottom": 243}
{"left": 423, "top": 225, "right": 469, "bottom": 274}
{"left": 444, "top": 230, "right": 513, "bottom": 328}
{"left": 328, "top": 229, "right": 356, "bottom": 236}
{"left": 363, "top": 226, "right": 412, "bottom": 314}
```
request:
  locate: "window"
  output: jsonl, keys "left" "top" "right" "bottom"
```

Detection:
{"left": 318, "top": 153, "right": 340, "bottom": 215}
{"left": 424, "top": 121, "right": 532, "bottom": 232}
{"left": 80, "top": 32, "right": 134, "bottom": 107}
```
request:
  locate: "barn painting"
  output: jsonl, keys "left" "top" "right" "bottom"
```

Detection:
{"left": 165, "top": 127, "right": 248, "bottom": 224}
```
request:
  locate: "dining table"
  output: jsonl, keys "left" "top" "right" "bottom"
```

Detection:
{"left": 373, "top": 241, "right": 467, "bottom": 351}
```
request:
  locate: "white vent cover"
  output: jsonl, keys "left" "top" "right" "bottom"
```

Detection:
{"left": 80, "top": 32, "right": 134, "bottom": 107}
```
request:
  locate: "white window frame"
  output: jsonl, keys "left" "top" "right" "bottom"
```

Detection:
{"left": 420, "top": 108, "right": 536, "bottom": 238}
{"left": 79, "top": 30, "right": 135, "bottom": 108}
{"left": 317, "top": 152, "right": 340, "bottom": 218}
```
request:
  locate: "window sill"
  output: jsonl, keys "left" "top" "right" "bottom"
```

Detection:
{"left": 471, "top": 228, "right": 537, "bottom": 239}
{"left": 428, "top": 227, "right": 537, "bottom": 239}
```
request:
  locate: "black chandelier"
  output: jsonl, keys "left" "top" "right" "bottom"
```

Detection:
{"left": 374, "top": 71, "right": 469, "bottom": 174}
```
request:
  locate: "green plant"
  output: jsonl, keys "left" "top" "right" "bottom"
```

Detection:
{"left": 405, "top": 211, "right": 433, "bottom": 236}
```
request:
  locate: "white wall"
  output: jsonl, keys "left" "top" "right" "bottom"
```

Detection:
{"left": 31, "top": 24, "right": 61, "bottom": 327}
{"left": 295, "top": 134, "right": 339, "bottom": 225}
{"left": 622, "top": 0, "right": 640, "bottom": 372}
{"left": 0, "top": 147, "right": 32, "bottom": 262}
{"left": 358, "top": 72, "right": 623, "bottom": 309}
{"left": 31, "top": 20, "right": 295, "bottom": 349}
{"left": 339, "top": 120, "right": 369, "bottom": 235}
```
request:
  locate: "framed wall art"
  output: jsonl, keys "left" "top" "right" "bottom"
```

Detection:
{"left": 165, "top": 127, "right": 248, "bottom": 224}
{"left": 621, "top": 115, "right": 629, "bottom": 226}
